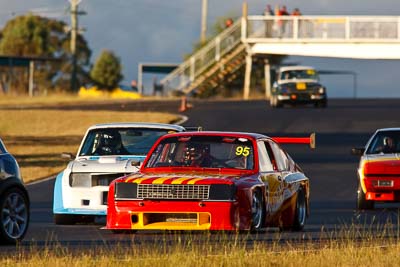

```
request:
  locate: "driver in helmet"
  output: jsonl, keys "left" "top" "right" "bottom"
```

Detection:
{"left": 183, "top": 143, "right": 212, "bottom": 167}
{"left": 97, "top": 131, "right": 129, "bottom": 155}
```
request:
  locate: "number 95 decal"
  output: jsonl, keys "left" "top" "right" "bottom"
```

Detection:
{"left": 235, "top": 146, "right": 250, "bottom": 156}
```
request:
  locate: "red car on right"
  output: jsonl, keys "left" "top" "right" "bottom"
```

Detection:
{"left": 352, "top": 128, "right": 400, "bottom": 209}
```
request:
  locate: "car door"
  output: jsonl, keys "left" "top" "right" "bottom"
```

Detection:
{"left": 257, "top": 140, "right": 283, "bottom": 215}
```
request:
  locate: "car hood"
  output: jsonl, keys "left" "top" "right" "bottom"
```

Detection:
{"left": 363, "top": 154, "right": 400, "bottom": 174}
{"left": 71, "top": 156, "right": 146, "bottom": 173}
{"left": 119, "top": 172, "right": 245, "bottom": 185}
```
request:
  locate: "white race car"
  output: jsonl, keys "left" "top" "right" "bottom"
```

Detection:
{"left": 53, "top": 122, "right": 185, "bottom": 224}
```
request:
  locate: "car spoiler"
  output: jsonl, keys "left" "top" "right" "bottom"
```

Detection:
{"left": 272, "top": 133, "right": 316, "bottom": 149}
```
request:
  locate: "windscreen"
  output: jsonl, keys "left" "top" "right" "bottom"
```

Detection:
{"left": 280, "top": 69, "right": 319, "bottom": 80}
{"left": 79, "top": 128, "right": 176, "bottom": 156}
{"left": 366, "top": 130, "right": 400, "bottom": 154}
{"left": 146, "top": 135, "right": 255, "bottom": 170}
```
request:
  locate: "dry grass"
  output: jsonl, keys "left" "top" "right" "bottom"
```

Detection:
{"left": 1, "top": 239, "right": 400, "bottom": 267}
{"left": 0, "top": 93, "right": 178, "bottom": 107}
{"left": 0, "top": 109, "right": 179, "bottom": 183}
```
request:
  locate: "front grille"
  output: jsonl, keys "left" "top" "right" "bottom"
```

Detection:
{"left": 137, "top": 184, "right": 210, "bottom": 200}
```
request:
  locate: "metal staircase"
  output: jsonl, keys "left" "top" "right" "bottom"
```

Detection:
{"left": 160, "top": 19, "right": 245, "bottom": 96}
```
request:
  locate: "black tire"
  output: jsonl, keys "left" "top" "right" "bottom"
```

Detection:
{"left": 292, "top": 187, "right": 307, "bottom": 231}
{"left": 0, "top": 187, "right": 30, "bottom": 245}
{"left": 54, "top": 214, "right": 76, "bottom": 225}
{"left": 251, "top": 189, "right": 265, "bottom": 231}
{"left": 357, "top": 183, "right": 374, "bottom": 210}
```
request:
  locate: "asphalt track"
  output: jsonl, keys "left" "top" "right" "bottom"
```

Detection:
{"left": 5, "top": 98, "right": 400, "bottom": 250}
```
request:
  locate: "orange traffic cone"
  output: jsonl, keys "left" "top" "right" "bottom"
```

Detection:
{"left": 179, "top": 96, "right": 188, "bottom": 112}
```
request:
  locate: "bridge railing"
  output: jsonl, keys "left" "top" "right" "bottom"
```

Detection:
{"left": 161, "top": 15, "right": 400, "bottom": 95}
{"left": 161, "top": 19, "right": 242, "bottom": 94}
{"left": 246, "top": 16, "right": 400, "bottom": 42}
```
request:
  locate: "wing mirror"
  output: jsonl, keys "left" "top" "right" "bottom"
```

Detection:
{"left": 61, "top": 152, "right": 74, "bottom": 160}
{"left": 130, "top": 160, "right": 141, "bottom": 167}
{"left": 351, "top": 147, "right": 365, "bottom": 156}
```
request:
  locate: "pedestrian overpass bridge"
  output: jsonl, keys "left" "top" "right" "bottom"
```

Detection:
{"left": 160, "top": 15, "right": 400, "bottom": 99}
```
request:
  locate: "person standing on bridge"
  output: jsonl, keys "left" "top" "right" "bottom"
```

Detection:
{"left": 264, "top": 4, "right": 274, "bottom": 37}
{"left": 278, "top": 5, "right": 289, "bottom": 38}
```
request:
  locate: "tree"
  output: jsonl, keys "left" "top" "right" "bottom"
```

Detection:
{"left": 90, "top": 50, "right": 123, "bottom": 90}
{"left": 0, "top": 14, "right": 91, "bottom": 94}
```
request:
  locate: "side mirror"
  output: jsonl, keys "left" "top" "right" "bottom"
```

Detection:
{"left": 130, "top": 160, "right": 141, "bottom": 167}
{"left": 61, "top": 152, "right": 74, "bottom": 160}
{"left": 351, "top": 147, "right": 365, "bottom": 156}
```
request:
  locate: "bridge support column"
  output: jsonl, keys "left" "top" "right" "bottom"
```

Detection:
{"left": 264, "top": 59, "right": 271, "bottom": 99}
{"left": 243, "top": 53, "right": 252, "bottom": 100}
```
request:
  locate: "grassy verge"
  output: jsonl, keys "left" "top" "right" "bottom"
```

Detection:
{"left": 1, "top": 238, "right": 400, "bottom": 267}
{"left": 0, "top": 109, "right": 179, "bottom": 183}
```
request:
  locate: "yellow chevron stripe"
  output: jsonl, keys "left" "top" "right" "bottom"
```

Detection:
{"left": 124, "top": 176, "right": 138, "bottom": 183}
{"left": 187, "top": 178, "right": 204, "bottom": 185}
{"left": 171, "top": 177, "right": 192, "bottom": 184}
{"left": 131, "top": 177, "right": 152, "bottom": 184}
{"left": 152, "top": 177, "right": 171, "bottom": 184}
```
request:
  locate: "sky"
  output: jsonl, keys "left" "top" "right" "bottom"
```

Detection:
{"left": 1, "top": 0, "right": 400, "bottom": 98}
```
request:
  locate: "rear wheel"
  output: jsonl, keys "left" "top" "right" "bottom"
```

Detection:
{"left": 292, "top": 187, "right": 306, "bottom": 231}
{"left": 0, "top": 187, "right": 30, "bottom": 245}
{"left": 251, "top": 189, "right": 265, "bottom": 231}
{"left": 357, "top": 183, "right": 374, "bottom": 210}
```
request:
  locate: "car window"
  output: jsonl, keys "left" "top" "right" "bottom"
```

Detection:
{"left": 257, "top": 141, "right": 274, "bottom": 172}
{"left": 264, "top": 141, "right": 278, "bottom": 171}
{"left": 79, "top": 128, "right": 176, "bottom": 156}
{"left": 366, "top": 130, "right": 400, "bottom": 154}
{"left": 146, "top": 135, "right": 254, "bottom": 170}
{"left": 269, "top": 141, "right": 289, "bottom": 171}
{"left": 280, "top": 69, "right": 319, "bottom": 81}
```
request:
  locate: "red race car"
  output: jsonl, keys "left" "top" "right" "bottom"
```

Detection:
{"left": 352, "top": 128, "right": 400, "bottom": 210}
{"left": 106, "top": 131, "right": 314, "bottom": 232}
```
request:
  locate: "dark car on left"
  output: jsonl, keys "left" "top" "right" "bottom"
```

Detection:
{"left": 0, "top": 138, "right": 29, "bottom": 244}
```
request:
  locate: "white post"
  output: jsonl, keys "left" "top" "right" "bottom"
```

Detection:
{"left": 200, "top": 0, "right": 208, "bottom": 43}
{"left": 138, "top": 63, "right": 143, "bottom": 94}
{"left": 241, "top": 2, "right": 248, "bottom": 42}
{"left": 28, "top": 60, "right": 34, "bottom": 97}
{"left": 264, "top": 60, "right": 271, "bottom": 99}
{"left": 190, "top": 56, "right": 195, "bottom": 82}
{"left": 243, "top": 53, "right": 252, "bottom": 100}
{"left": 215, "top": 36, "right": 221, "bottom": 61}
{"left": 293, "top": 17, "right": 299, "bottom": 39}
{"left": 345, "top": 17, "right": 350, "bottom": 40}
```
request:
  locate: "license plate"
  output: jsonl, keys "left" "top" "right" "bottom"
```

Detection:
{"left": 296, "top": 83, "right": 306, "bottom": 90}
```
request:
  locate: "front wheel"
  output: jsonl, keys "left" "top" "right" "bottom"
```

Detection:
{"left": 357, "top": 183, "right": 374, "bottom": 210}
{"left": 0, "top": 187, "right": 30, "bottom": 245}
{"left": 292, "top": 187, "right": 307, "bottom": 231}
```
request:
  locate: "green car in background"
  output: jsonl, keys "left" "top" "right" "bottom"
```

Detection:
{"left": 270, "top": 66, "right": 327, "bottom": 108}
